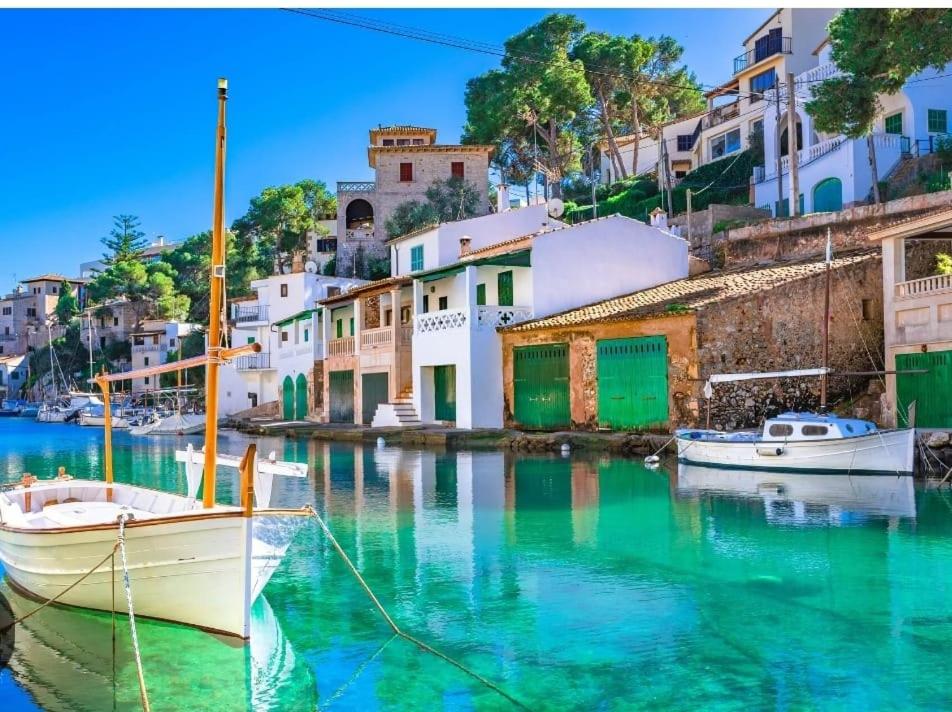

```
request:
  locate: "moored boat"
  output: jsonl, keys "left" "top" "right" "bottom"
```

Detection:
{"left": 677, "top": 412, "right": 915, "bottom": 475}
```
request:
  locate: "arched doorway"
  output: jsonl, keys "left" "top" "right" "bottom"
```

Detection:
{"left": 295, "top": 373, "right": 309, "bottom": 420}
{"left": 812, "top": 177, "right": 843, "bottom": 213}
{"left": 282, "top": 376, "right": 294, "bottom": 420}
{"left": 345, "top": 199, "right": 374, "bottom": 230}
{"left": 779, "top": 116, "right": 803, "bottom": 157}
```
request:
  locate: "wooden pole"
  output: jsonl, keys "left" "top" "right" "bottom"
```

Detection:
{"left": 686, "top": 189, "right": 693, "bottom": 245}
{"left": 239, "top": 443, "right": 256, "bottom": 517}
{"left": 775, "top": 76, "right": 784, "bottom": 215}
{"left": 97, "top": 372, "right": 114, "bottom": 501}
{"left": 203, "top": 78, "right": 228, "bottom": 509}
{"left": 786, "top": 72, "right": 800, "bottom": 217}
{"left": 821, "top": 228, "right": 832, "bottom": 409}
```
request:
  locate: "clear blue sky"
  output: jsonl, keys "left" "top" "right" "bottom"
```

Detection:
{"left": 0, "top": 8, "right": 769, "bottom": 287}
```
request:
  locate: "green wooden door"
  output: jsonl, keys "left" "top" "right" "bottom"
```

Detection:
{"left": 497, "top": 271, "right": 514, "bottom": 306}
{"left": 597, "top": 336, "right": 669, "bottom": 430}
{"left": 295, "top": 373, "right": 308, "bottom": 420}
{"left": 329, "top": 370, "right": 355, "bottom": 423}
{"left": 813, "top": 177, "right": 843, "bottom": 213}
{"left": 433, "top": 365, "right": 456, "bottom": 422}
{"left": 361, "top": 372, "right": 389, "bottom": 425}
{"left": 513, "top": 344, "right": 570, "bottom": 430}
{"left": 281, "top": 376, "right": 295, "bottom": 420}
{"left": 896, "top": 350, "right": 952, "bottom": 427}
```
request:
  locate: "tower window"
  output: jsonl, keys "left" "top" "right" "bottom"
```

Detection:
{"left": 400, "top": 163, "right": 413, "bottom": 182}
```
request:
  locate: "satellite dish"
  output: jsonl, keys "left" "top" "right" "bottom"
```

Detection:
{"left": 305, "top": 260, "right": 319, "bottom": 274}
{"left": 547, "top": 198, "right": 565, "bottom": 218}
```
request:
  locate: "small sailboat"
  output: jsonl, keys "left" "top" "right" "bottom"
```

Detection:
{"left": 676, "top": 233, "right": 917, "bottom": 476}
{"left": 79, "top": 404, "right": 131, "bottom": 429}
{"left": 0, "top": 79, "right": 310, "bottom": 639}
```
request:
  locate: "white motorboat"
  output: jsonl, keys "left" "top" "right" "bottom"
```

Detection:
{"left": 0, "top": 79, "right": 308, "bottom": 641}
{"left": 129, "top": 412, "right": 205, "bottom": 436}
{"left": 676, "top": 412, "right": 915, "bottom": 475}
{"left": 35, "top": 403, "right": 70, "bottom": 423}
{"left": 79, "top": 405, "right": 130, "bottom": 429}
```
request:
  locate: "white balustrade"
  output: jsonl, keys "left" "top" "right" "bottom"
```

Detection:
{"left": 328, "top": 336, "right": 355, "bottom": 357}
{"left": 414, "top": 309, "right": 468, "bottom": 334}
{"left": 476, "top": 306, "right": 533, "bottom": 329}
{"left": 360, "top": 327, "right": 393, "bottom": 349}
{"left": 896, "top": 273, "right": 952, "bottom": 299}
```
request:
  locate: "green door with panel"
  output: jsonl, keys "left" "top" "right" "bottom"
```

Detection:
{"left": 597, "top": 336, "right": 669, "bottom": 430}
{"left": 896, "top": 350, "right": 952, "bottom": 427}
{"left": 812, "top": 177, "right": 843, "bottom": 213}
{"left": 433, "top": 365, "right": 456, "bottom": 422}
{"left": 282, "top": 376, "right": 294, "bottom": 420}
{"left": 512, "top": 344, "right": 570, "bottom": 430}
{"left": 497, "top": 271, "right": 514, "bottom": 306}
{"left": 361, "top": 372, "right": 389, "bottom": 425}
{"left": 295, "top": 373, "right": 309, "bottom": 420}
{"left": 329, "top": 370, "right": 355, "bottom": 423}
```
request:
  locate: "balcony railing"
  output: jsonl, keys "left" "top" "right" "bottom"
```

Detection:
{"left": 476, "top": 306, "right": 533, "bottom": 329}
{"left": 758, "top": 136, "right": 846, "bottom": 183}
{"left": 414, "top": 306, "right": 533, "bottom": 334}
{"left": 360, "top": 326, "right": 393, "bottom": 349}
{"left": 132, "top": 343, "right": 167, "bottom": 354}
{"left": 703, "top": 102, "right": 740, "bottom": 130}
{"left": 734, "top": 36, "right": 792, "bottom": 74}
{"left": 337, "top": 181, "right": 376, "bottom": 193}
{"left": 896, "top": 274, "right": 952, "bottom": 299}
{"left": 345, "top": 228, "right": 375, "bottom": 240}
{"left": 0, "top": 334, "right": 17, "bottom": 342}
{"left": 328, "top": 336, "right": 355, "bottom": 357}
{"left": 235, "top": 353, "right": 272, "bottom": 370}
{"left": 232, "top": 304, "right": 269, "bottom": 324}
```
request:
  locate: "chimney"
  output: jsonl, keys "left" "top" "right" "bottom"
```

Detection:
{"left": 496, "top": 183, "right": 510, "bottom": 213}
{"left": 649, "top": 207, "right": 668, "bottom": 230}
{"left": 156, "top": 235, "right": 165, "bottom": 246}
{"left": 459, "top": 237, "right": 472, "bottom": 257}
{"left": 291, "top": 252, "right": 305, "bottom": 273}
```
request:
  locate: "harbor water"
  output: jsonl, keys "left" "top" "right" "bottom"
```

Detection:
{"left": 0, "top": 419, "right": 950, "bottom": 710}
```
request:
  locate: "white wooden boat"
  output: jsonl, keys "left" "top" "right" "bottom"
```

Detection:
{"left": 79, "top": 409, "right": 130, "bottom": 429}
{"left": 677, "top": 412, "right": 915, "bottom": 475}
{"left": 129, "top": 412, "right": 205, "bottom": 436}
{"left": 0, "top": 79, "right": 308, "bottom": 642}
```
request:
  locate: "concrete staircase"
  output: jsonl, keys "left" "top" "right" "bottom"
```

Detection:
{"left": 370, "top": 387, "right": 421, "bottom": 427}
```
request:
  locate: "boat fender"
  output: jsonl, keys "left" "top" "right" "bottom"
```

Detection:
{"left": 644, "top": 454, "right": 661, "bottom": 468}
{"left": 756, "top": 446, "right": 784, "bottom": 457}
{"left": 560, "top": 443, "right": 571, "bottom": 454}
{"left": 377, "top": 437, "right": 386, "bottom": 449}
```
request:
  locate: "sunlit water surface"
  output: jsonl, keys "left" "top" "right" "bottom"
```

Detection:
{"left": 0, "top": 419, "right": 950, "bottom": 711}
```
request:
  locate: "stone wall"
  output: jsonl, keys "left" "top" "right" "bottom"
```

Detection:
{"left": 669, "top": 203, "right": 770, "bottom": 249}
{"left": 719, "top": 190, "right": 952, "bottom": 268}
{"left": 696, "top": 253, "right": 885, "bottom": 430}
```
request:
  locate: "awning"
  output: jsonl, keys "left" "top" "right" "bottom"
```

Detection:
{"left": 275, "top": 308, "right": 321, "bottom": 329}
{"left": 416, "top": 249, "right": 531, "bottom": 283}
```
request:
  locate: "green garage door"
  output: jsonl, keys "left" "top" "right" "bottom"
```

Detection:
{"left": 295, "top": 373, "right": 309, "bottom": 420}
{"left": 513, "top": 344, "right": 570, "bottom": 430}
{"left": 597, "top": 336, "right": 669, "bottom": 430}
{"left": 361, "top": 372, "right": 389, "bottom": 425}
{"left": 329, "top": 370, "right": 355, "bottom": 423}
{"left": 896, "top": 350, "right": 952, "bottom": 427}
{"left": 282, "top": 376, "right": 294, "bottom": 420}
{"left": 813, "top": 177, "right": 843, "bottom": 213}
{"left": 433, "top": 365, "right": 456, "bottom": 422}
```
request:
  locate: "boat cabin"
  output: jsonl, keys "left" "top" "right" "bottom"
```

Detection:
{"left": 761, "top": 413, "right": 877, "bottom": 442}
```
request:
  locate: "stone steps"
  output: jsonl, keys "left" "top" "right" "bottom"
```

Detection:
{"left": 370, "top": 391, "right": 421, "bottom": 427}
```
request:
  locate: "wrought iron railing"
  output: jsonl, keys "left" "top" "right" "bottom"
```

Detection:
{"left": 235, "top": 353, "right": 271, "bottom": 370}
{"left": 703, "top": 102, "right": 740, "bottom": 130}
{"left": 232, "top": 304, "right": 269, "bottom": 323}
{"left": 734, "top": 36, "right": 792, "bottom": 74}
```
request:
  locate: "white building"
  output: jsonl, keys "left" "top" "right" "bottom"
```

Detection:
{"left": 0, "top": 354, "right": 28, "bottom": 400}
{"left": 402, "top": 211, "right": 689, "bottom": 429}
{"left": 220, "top": 270, "right": 366, "bottom": 418}
{"left": 80, "top": 236, "right": 178, "bottom": 279}
{"left": 129, "top": 319, "right": 197, "bottom": 393}
{"left": 754, "top": 41, "right": 952, "bottom": 216}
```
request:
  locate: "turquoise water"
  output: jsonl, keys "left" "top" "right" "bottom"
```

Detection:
{"left": 0, "top": 420, "right": 951, "bottom": 711}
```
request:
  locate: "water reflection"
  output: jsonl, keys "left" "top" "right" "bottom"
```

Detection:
{"left": 3, "top": 424, "right": 952, "bottom": 710}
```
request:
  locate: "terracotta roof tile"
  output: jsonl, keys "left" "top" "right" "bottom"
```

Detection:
{"left": 318, "top": 275, "right": 411, "bottom": 305}
{"left": 503, "top": 249, "right": 880, "bottom": 332}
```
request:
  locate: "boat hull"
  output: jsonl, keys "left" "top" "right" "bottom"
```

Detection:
{"left": 676, "top": 428, "right": 915, "bottom": 475}
{"left": 79, "top": 413, "right": 130, "bottom": 429}
{"left": 0, "top": 511, "right": 253, "bottom": 637}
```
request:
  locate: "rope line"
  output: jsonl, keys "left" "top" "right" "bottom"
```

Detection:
{"left": 304, "top": 506, "right": 530, "bottom": 710}
{"left": 117, "top": 514, "right": 151, "bottom": 712}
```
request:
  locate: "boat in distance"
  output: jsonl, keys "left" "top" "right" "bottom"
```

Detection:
{"left": 676, "top": 412, "right": 915, "bottom": 475}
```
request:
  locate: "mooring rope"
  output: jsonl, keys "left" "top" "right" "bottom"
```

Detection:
{"left": 116, "top": 514, "right": 151, "bottom": 712}
{"left": 0, "top": 543, "right": 119, "bottom": 634}
{"left": 303, "top": 505, "right": 530, "bottom": 710}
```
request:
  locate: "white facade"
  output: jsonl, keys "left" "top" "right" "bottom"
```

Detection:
{"left": 753, "top": 51, "right": 952, "bottom": 216}
{"left": 410, "top": 214, "right": 690, "bottom": 429}
{"left": 389, "top": 204, "right": 560, "bottom": 276}
{"left": 220, "top": 271, "right": 366, "bottom": 416}
{"left": 0, "top": 355, "right": 27, "bottom": 399}
{"left": 130, "top": 320, "right": 197, "bottom": 393}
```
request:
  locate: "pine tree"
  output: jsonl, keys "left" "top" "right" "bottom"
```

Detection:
{"left": 101, "top": 214, "right": 148, "bottom": 263}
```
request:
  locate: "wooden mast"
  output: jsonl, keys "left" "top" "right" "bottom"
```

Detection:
{"left": 203, "top": 78, "right": 228, "bottom": 509}
{"left": 820, "top": 228, "right": 832, "bottom": 410}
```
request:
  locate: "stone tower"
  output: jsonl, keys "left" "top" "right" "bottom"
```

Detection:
{"left": 335, "top": 125, "right": 493, "bottom": 277}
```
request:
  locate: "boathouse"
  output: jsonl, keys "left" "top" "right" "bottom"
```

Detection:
{"left": 499, "top": 249, "right": 883, "bottom": 432}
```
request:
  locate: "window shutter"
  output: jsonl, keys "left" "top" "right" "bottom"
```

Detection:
{"left": 497, "top": 271, "right": 514, "bottom": 306}
{"left": 400, "top": 163, "right": 413, "bottom": 181}
{"left": 451, "top": 162, "right": 464, "bottom": 179}
{"left": 476, "top": 283, "right": 486, "bottom": 306}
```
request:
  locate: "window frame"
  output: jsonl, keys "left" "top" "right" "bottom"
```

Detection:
{"left": 928, "top": 108, "right": 948, "bottom": 134}
{"left": 710, "top": 128, "right": 742, "bottom": 159}
{"left": 884, "top": 112, "right": 903, "bottom": 135}
{"left": 768, "top": 423, "right": 794, "bottom": 437}
{"left": 438, "top": 296, "right": 448, "bottom": 311}
{"left": 399, "top": 162, "right": 414, "bottom": 182}
{"left": 280, "top": 283, "right": 288, "bottom": 298}
{"left": 410, "top": 245, "right": 424, "bottom": 272}
{"left": 451, "top": 161, "right": 465, "bottom": 179}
